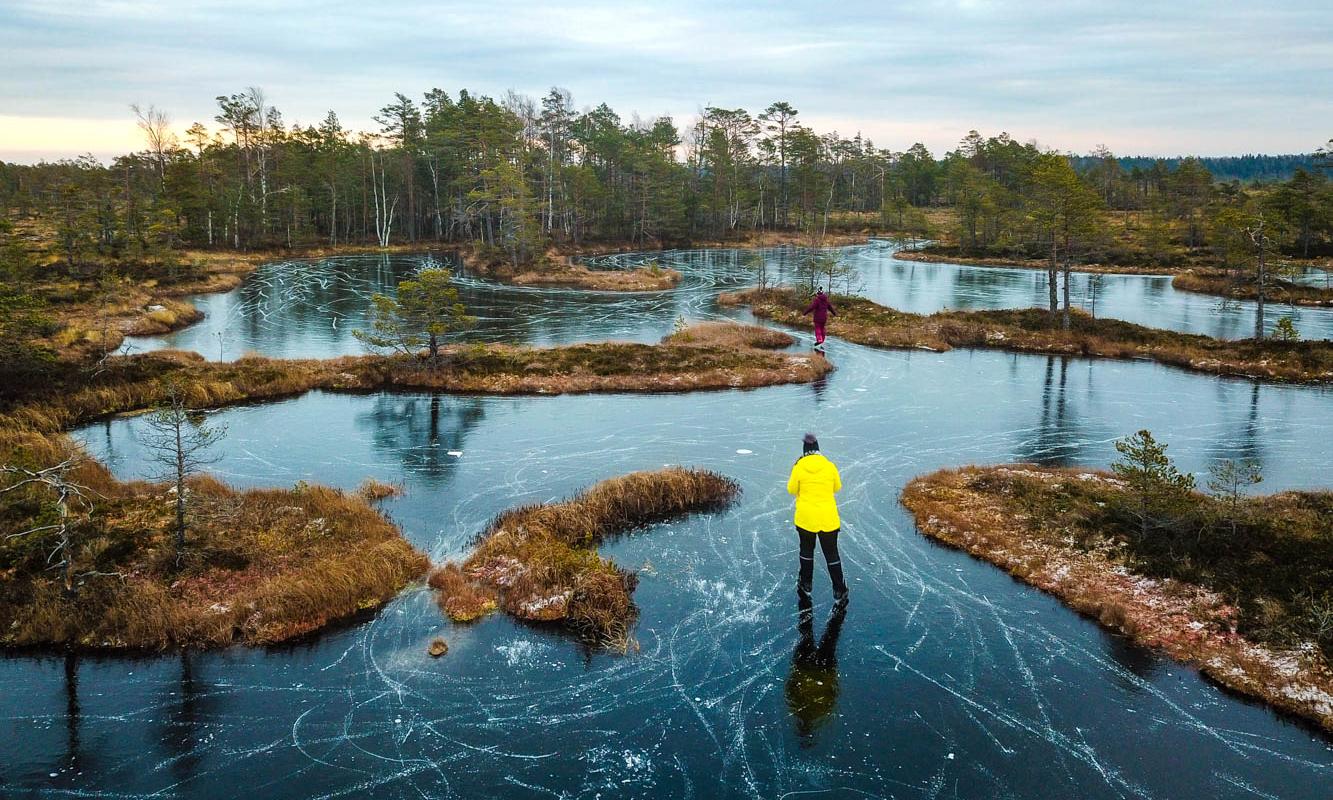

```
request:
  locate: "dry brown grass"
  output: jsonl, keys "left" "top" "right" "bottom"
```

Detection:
{"left": 547, "top": 229, "right": 877, "bottom": 257}
{"left": 429, "top": 468, "right": 739, "bottom": 646}
{"left": 663, "top": 321, "right": 795, "bottom": 350}
{"left": 893, "top": 247, "right": 1173, "bottom": 276}
{"left": 2, "top": 327, "right": 832, "bottom": 433}
{"left": 0, "top": 431, "right": 429, "bottom": 649}
{"left": 512, "top": 263, "right": 683, "bottom": 292}
{"left": 722, "top": 287, "right": 1333, "bottom": 383}
{"left": 901, "top": 465, "right": 1333, "bottom": 733}
{"left": 427, "top": 564, "right": 499, "bottom": 622}
{"left": 357, "top": 478, "right": 404, "bottom": 503}
{"left": 122, "top": 299, "right": 206, "bottom": 336}
{"left": 1172, "top": 271, "right": 1333, "bottom": 307}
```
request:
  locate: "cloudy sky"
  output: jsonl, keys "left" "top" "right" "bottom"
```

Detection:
{"left": 1, "top": 0, "right": 1330, "bottom": 163}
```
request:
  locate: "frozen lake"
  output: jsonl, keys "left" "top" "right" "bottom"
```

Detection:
{"left": 3, "top": 247, "right": 1331, "bottom": 798}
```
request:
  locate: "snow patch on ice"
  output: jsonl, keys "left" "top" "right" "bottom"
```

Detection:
{"left": 495, "top": 639, "right": 552, "bottom": 668}
{"left": 688, "top": 578, "right": 765, "bottom": 624}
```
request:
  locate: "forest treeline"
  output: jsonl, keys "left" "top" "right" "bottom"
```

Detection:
{"left": 0, "top": 86, "right": 1330, "bottom": 279}
{"left": 1069, "top": 153, "right": 1321, "bottom": 185}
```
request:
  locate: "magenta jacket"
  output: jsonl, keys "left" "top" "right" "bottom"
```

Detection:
{"left": 803, "top": 293, "right": 836, "bottom": 325}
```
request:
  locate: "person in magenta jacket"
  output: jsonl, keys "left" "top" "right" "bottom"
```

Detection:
{"left": 803, "top": 289, "right": 836, "bottom": 349}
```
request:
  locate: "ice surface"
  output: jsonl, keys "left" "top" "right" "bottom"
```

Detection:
{"left": 8, "top": 248, "right": 1333, "bottom": 798}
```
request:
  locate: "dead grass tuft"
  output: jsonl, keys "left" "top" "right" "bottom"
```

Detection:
{"left": 357, "top": 478, "right": 404, "bottom": 503}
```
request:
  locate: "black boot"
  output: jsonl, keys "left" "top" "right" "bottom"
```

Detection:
{"left": 826, "top": 551, "right": 848, "bottom": 609}
{"left": 833, "top": 588, "right": 849, "bottom": 610}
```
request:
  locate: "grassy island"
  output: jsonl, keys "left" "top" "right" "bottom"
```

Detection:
{"left": 1171, "top": 271, "right": 1333, "bottom": 307}
{"left": 0, "top": 430, "right": 428, "bottom": 649}
{"left": 893, "top": 246, "right": 1172, "bottom": 276}
{"left": 4, "top": 322, "right": 830, "bottom": 433}
{"left": 0, "top": 320, "right": 816, "bottom": 650}
{"left": 429, "top": 467, "right": 740, "bottom": 648}
{"left": 901, "top": 464, "right": 1333, "bottom": 732}
{"left": 896, "top": 247, "right": 1333, "bottom": 307}
{"left": 720, "top": 287, "right": 1333, "bottom": 383}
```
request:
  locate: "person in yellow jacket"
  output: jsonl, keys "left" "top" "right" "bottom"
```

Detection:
{"left": 787, "top": 433, "right": 848, "bottom": 608}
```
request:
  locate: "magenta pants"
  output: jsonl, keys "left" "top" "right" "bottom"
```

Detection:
{"left": 814, "top": 320, "right": 827, "bottom": 344}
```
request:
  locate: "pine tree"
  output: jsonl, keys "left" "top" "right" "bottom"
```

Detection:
{"left": 1111, "top": 430, "right": 1196, "bottom": 538}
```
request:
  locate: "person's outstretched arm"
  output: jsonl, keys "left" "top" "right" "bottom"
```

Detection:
{"left": 802, "top": 300, "right": 815, "bottom": 315}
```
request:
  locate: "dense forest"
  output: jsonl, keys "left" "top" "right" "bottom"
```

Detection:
{"left": 0, "top": 86, "right": 1330, "bottom": 278}
{"left": 1070, "top": 153, "right": 1322, "bottom": 184}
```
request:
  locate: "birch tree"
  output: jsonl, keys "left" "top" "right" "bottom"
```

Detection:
{"left": 132, "top": 103, "right": 176, "bottom": 190}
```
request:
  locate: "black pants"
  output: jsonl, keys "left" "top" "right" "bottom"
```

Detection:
{"left": 797, "top": 527, "right": 847, "bottom": 596}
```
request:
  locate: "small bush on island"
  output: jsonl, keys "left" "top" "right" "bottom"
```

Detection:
{"left": 429, "top": 468, "right": 740, "bottom": 648}
{"left": 901, "top": 434, "right": 1333, "bottom": 731}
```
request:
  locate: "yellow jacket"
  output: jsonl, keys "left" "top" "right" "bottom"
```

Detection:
{"left": 787, "top": 454, "right": 842, "bottom": 532}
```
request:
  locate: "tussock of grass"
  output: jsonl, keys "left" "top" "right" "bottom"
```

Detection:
{"left": 901, "top": 465, "right": 1333, "bottom": 732}
{"left": 0, "top": 431, "right": 429, "bottom": 649}
{"left": 427, "top": 564, "right": 498, "bottom": 622}
{"left": 430, "top": 468, "right": 740, "bottom": 646}
{"left": 721, "top": 287, "right": 1333, "bottom": 383}
{"left": 357, "top": 478, "right": 403, "bottom": 502}
{"left": 1172, "top": 271, "right": 1333, "bottom": 307}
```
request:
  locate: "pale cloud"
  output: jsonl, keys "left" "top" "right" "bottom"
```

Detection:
{"left": 1, "top": 0, "right": 1329, "bottom": 162}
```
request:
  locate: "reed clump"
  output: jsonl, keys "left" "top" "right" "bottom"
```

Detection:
{"left": 721, "top": 287, "right": 1333, "bottom": 383}
{"left": 429, "top": 467, "right": 740, "bottom": 646}
{"left": 901, "top": 465, "right": 1333, "bottom": 732}
{"left": 357, "top": 478, "right": 404, "bottom": 503}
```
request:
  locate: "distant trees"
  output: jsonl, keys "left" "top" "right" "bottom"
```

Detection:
{"left": 759, "top": 102, "right": 799, "bottom": 226}
{"left": 0, "top": 90, "right": 1328, "bottom": 274}
{"left": 1026, "top": 154, "right": 1103, "bottom": 324}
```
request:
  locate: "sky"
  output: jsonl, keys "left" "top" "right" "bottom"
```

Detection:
{"left": 1, "top": 0, "right": 1330, "bottom": 163}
